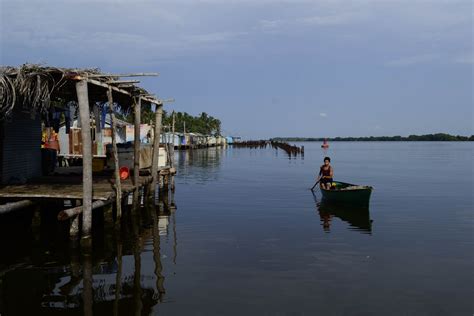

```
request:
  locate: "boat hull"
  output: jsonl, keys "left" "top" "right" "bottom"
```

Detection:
{"left": 320, "top": 181, "right": 372, "bottom": 206}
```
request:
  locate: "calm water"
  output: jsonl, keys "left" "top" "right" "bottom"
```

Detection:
{"left": 0, "top": 142, "right": 472, "bottom": 315}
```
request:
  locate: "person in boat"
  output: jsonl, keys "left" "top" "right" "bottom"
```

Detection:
{"left": 317, "top": 156, "right": 334, "bottom": 190}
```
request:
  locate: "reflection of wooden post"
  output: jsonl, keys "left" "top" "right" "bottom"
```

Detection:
{"left": 152, "top": 208, "right": 166, "bottom": 300}
{"left": 172, "top": 206, "right": 177, "bottom": 264}
{"left": 107, "top": 87, "right": 122, "bottom": 220}
{"left": 151, "top": 104, "right": 163, "bottom": 194}
{"left": 133, "top": 244, "right": 143, "bottom": 316}
{"left": 113, "top": 241, "right": 123, "bottom": 316}
{"left": 76, "top": 80, "right": 93, "bottom": 239}
{"left": 83, "top": 252, "right": 93, "bottom": 316}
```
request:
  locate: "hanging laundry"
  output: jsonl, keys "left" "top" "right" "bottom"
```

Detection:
{"left": 101, "top": 105, "right": 107, "bottom": 129}
{"left": 65, "top": 102, "right": 72, "bottom": 134}
{"left": 52, "top": 111, "right": 60, "bottom": 133}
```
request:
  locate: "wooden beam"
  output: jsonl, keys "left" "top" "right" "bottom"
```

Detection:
{"left": 86, "top": 78, "right": 131, "bottom": 96}
{"left": 87, "top": 72, "right": 159, "bottom": 78}
{"left": 133, "top": 97, "right": 141, "bottom": 189}
{"left": 107, "top": 80, "right": 140, "bottom": 84}
{"left": 107, "top": 87, "right": 122, "bottom": 220}
{"left": 58, "top": 199, "right": 113, "bottom": 221}
{"left": 140, "top": 95, "right": 163, "bottom": 105}
{"left": 0, "top": 200, "right": 34, "bottom": 214}
{"left": 76, "top": 80, "right": 93, "bottom": 239}
{"left": 151, "top": 105, "right": 163, "bottom": 193}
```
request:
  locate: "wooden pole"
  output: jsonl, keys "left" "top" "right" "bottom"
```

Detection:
{"left": 58, "top": 199, "right": 113, "bottom": 221}
{"left": 170, "top": 112, "right": 176, "bottom": 191}
{"left": 76, "top": 80, "right": 93, "bottom": 239}
{"left": 151, "top": 104, "right": 163, "bottom": 194}
{"left": 133, "top": 98, "right": 141, "bottom": 190}
{"left": 69, "top": 200, "right": 81, "bottom": 239}
{"left": 107, "top": 87, "right": 122, "bottom": 220}
{"left": 70, "top": 216, "right": 80, "bottom": 238}
{"left": 172, "top": 111, "right": 176, "bottom": 154}
{"left": 0, "top": 200, "right": 34, "bottom": 214}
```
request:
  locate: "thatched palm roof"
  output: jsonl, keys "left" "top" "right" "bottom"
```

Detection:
{"left": 0, "top": 64, "right": 156, "bottom": 121}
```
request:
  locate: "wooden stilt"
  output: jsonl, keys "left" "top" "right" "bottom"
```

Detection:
{"left": 69, "top": 215, "right": 80, "bottom": 238}
{"left": 133, "top": 97, "right": 141, "bottom": 190}
{"left": 151, "top": 104, "right": 163, "bottom": 195}
{"left": 107, "top": 87, "right": 122, "bottom": 220}
{"left": 76, "top": 80, "right": 93, "bottom": 239}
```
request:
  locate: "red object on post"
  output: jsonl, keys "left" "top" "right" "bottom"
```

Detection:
{"left": 119, "top": 167, "right": 130, "bottom": 180}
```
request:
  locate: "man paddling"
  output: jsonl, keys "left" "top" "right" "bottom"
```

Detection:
{"left": 317, "top": 157, "right": 334, "bottom": 190}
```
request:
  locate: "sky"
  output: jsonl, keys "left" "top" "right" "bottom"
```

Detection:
{"left": 1, "top": 0, "right": 472, "bottom": 138}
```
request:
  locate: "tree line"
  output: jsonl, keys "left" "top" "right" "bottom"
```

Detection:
{"left": 120, "top": 107, "right": 222, "bottom": 136}
{"left": 272, "top": 133, "right": 474, "bottom": 142}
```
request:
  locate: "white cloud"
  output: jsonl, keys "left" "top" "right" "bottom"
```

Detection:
{"left": 320, "top": 113, "right": 327, "bottom": 117}
{"left": 385, "top": 54, "right": 439, "bottom": 66}
{"left": 453, "top": 54, "right": 474, "bottom": 64}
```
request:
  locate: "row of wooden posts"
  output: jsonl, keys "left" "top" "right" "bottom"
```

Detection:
{"left": 232, "top": 140, "right": 269, "bottom": 149}
{"left": 270, "top": 141, "right": 304, "bottom": 156}
{"left": 76, "top": 79, "right": 168, "bottom": 243}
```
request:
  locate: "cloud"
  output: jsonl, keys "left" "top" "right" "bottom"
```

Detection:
{"left": 453, "top": 54, "right": 474, "bottom": 64}
{"left": 319, "top": 113, "right": 327, "bottom": 117}
{"left": 385, "top": 54, "right": 439, "bottom": 66}
{"left": 258, "top": 11, "right": 364, "bottom": 32}
{"left": 297, "top": 12, "right": 364, "bottom": 26}
{"left": 186, "top": 32, "right": 248, "bottom": 44}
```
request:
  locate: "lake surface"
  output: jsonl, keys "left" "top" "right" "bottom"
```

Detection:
{"left": 0, "top": 142, "right": 472, "bottom": 315}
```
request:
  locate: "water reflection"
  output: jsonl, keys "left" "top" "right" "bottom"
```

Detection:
{"left": 312, "top": 191, "right": 373, "bottom": 234}
{"left": 176, "top": 147, "right": 224, "bottom": 184}
{"left": 0, "top": 192, "right": 177, "bottom": 315}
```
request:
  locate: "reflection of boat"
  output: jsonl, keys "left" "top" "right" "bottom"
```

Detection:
{"left": 317, "top": 201, "right": 372, "bottom": 233}
{"left": 320, "top": 181, "right": 373, "bottom": 206}
{"left": 321, "top": 138, "right": 329, "bottom": 148}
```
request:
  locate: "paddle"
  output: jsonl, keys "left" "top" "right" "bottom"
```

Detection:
{"left": 310, "top": 178, "right": 321, "bottom": 191}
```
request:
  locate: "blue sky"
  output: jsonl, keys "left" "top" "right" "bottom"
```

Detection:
{"left": 1, "top": 0, "right": 472, "bottom": 138}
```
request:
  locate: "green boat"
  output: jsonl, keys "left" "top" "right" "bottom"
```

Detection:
{"left": 320, "top": 181, "right": 373, "bottom": 206}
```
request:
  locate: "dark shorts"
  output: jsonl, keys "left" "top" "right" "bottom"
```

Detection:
{"left": 320, "top": 178, "right": 333, "bottom": 184}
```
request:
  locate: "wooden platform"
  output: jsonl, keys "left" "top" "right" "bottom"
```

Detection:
{"left": 0, "top": 169, "right": 155, "bottom": 201}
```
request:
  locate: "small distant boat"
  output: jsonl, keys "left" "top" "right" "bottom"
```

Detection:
{"left": 320, "top": 181, "right": 373, "bottom": 206}
{"left": 321, "top": 138, "right": 329, "bottom": 148}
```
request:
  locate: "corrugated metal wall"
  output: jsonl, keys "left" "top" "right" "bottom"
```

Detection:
{"left": 1, "top": 109, "right": 42, "bottom": 184}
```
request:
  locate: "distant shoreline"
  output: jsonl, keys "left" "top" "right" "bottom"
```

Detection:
{"left": 271, "top": 133, "right": 473, "bottom": 142}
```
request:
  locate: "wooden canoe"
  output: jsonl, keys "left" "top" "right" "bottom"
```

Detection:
{"left": 320, "top": 181, "right": 373, "bottom": 206}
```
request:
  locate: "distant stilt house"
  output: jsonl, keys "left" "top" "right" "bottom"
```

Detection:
{"left": 225, "top": 136, "right": 234, "bottom": 145}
